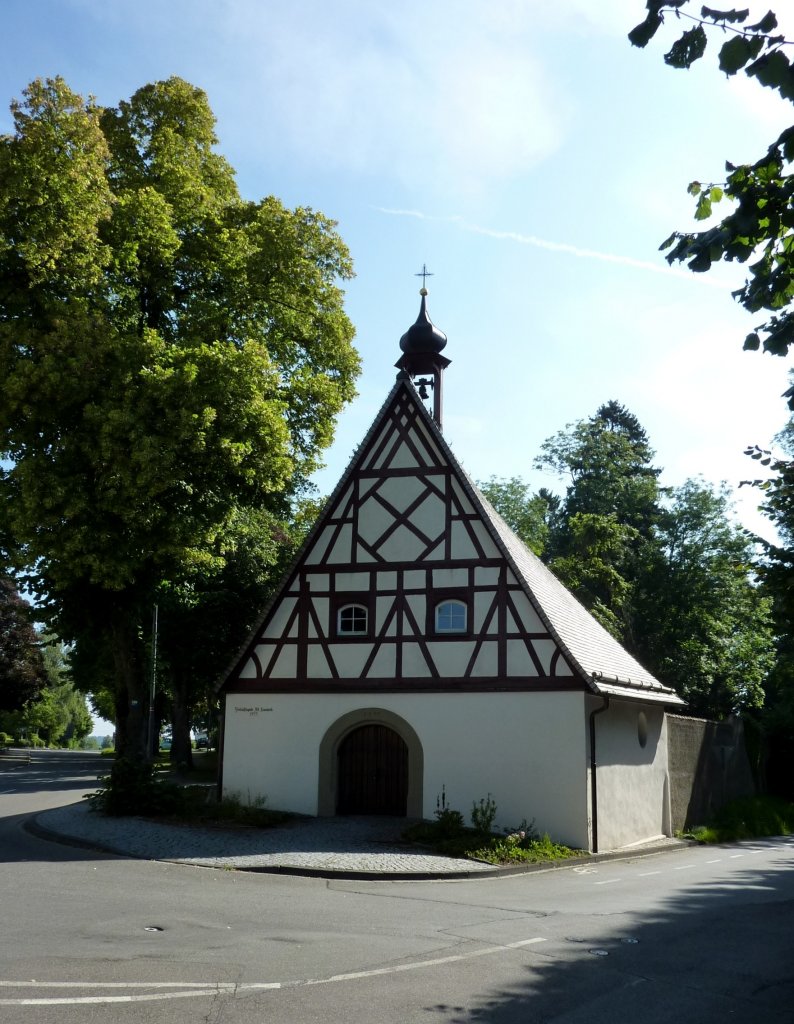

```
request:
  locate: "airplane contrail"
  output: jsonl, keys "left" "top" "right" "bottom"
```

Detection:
{"left": 376, "top": 206, "right": 731, "bottom": 289}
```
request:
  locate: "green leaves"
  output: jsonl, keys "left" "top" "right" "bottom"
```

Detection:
{"left": 478, "top": 476, "right": 550, "bottom": 556}
{"left": 748, "top": 10, "right": 779, "bottom": 34}
{"left": 746, "top": 49, "right": 794, "bottom": 101}
{"left": 0, "top": 578, "right": 48, "bottom": 712}
{"left": 0, "top": 78, "right": 113, "bottom": 304}
{"left": 694, "top": 185, "right": 724, "bottom": 219}
{"left": 665, "top": 25, "right": 708, "bottom": 68}
{"left": 719, "top": 34, "right": 764, "bottom": 75}
{"left": 632, "top": 2, "right": 794, "bottom": 358}
{"left": 700, "top": 8, "right": 750, "bottom": 24}
{"left": 629, "top": 1, "right": 689, "bottom": 47}
{"left": 0, "top": 75, "right": 360, "bottom": 757}
{"left": 628, "top": 12, "right": 665, "bottom": 48}
{"left": 634, "top": 478, "right": 775, "bottom": 716}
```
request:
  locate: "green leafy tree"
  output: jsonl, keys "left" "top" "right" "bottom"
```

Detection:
{"left": 536, "top": 401, "right": 661, "bottom": 537}
{"left": 6, "top": 632, "right": 94, "bottom": 746}
{"left": 0, "top": 77, "right": 359, "bottom": 760}
{"left": 635, "top": 479, "right": 775, "bottom": 717}
{"left": 629, "top": 3, "right": 794, "bottom": 364}
{"left": 534, "top": 402, "right": 662, "bottom": 642}
{"left": 550, "top": 513, "right": 641, "bottom": 639}
{"left": 23, "top": 686, "right": 69, "bottom": 746}
{"left": 528, "top": 407, "right": 774, "bottom": 715}
{"left": 40, "top": 637, "right": 93, "bottom": 745}
{"left": 156, "top": 501, "right": 310, "bottom": 767}
{"left": 478, "top": 476, "right": 551, "bottom": 555}
{"left": 743, "top": 413, "right": 794, "bottom": 791}
{"left": 0, "top": 577, "right": 47, "bottom": 713}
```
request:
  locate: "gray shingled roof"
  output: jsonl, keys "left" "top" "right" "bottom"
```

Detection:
{"left": 474, "top": 490, "right": 685, "bottom": 706}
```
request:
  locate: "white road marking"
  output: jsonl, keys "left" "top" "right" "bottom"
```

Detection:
{"left": 706, "top": 859, "right": 722, "bottom": 864}
{"left": 0, "top": 982, "right": 246, "bottom": 989}
{"left": 0, "top": 938, "right": 548, "bottom": 1006}
{"left": 594, "top": 879, "right": 621, "bottom": 885}
{"left": 675, "top": 865, "right": 695, "bottom": 870}
{"left": 637, "top": 871, "right": 660, "bottom": 877}
{"left": 730, "top": 854, "right": 743, "bottom": 859}
{"left": 303, "top": 937, "right": 547, "bottom": 986}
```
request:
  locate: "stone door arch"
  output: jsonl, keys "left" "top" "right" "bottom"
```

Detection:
{"left": 317, "top": 708, "right": 424, "bottom": 817}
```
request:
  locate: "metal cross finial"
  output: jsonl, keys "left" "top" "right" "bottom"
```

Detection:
{"left": 415, "top": 264, "right": 434, "bottom": 290}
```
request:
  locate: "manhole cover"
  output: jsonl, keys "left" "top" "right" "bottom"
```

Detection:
{"left": 621, "top": 937, "right": 639, "bottom": 945}
{"left": 144, "top": 926, "right": 164, "bottom": 932}
{"left": 589, "top": 949, "right": 609, "bottom": 957}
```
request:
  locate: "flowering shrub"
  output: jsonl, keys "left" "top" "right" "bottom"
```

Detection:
{"left": 472, "top": 832, "right": 582, "bottom": 865}
{"left": 503, "top": 818, "right": 539, "bottom": 847}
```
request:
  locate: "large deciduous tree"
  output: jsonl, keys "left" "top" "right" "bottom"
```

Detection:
{"left": 533, "top": 401, "right": 662, "bottom": 642}
{"left": 485, "top": 405, "right": 775, "bottom": 716}
{"left": 629, "top": 3, "right": 794, "bottom": 363}
{"left": 0, "top": 77, "right": 359, "bottom": 759}
{"left": 0, "top": 578, "right": 47, "bottom": 713}
{"left": 155, "top": 501, "right": 310, "bottom": 767}
{"left": 635, "top": 479, "right": 775, "bottom": 718}
{"left": 478, "top": 477, "right": 551, "bottom": 556}
{"left": 744, "top": 412, "right": 794, "bottom": 791}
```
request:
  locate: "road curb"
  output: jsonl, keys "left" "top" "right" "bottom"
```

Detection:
{"left": 26, "top": 808, "right": 695, "bottom": 881}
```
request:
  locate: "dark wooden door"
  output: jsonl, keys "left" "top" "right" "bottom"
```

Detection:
{"left": 337, "top": 724, "right": 408, "bottom": 816}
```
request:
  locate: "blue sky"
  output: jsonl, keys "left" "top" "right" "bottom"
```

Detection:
{"left": 3, "top": 2, "right": 793, "bottom": 728}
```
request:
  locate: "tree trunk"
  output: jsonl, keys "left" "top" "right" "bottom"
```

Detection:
{"left": 170, "top": 672, "right": 193, "bottom": 770}
{"left": 108, "top": 603, "right": 147, "bottom": 761}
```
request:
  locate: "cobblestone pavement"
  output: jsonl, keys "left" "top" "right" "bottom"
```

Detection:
{"left": 32, "top": 802, "right": 498, "bottom": 878}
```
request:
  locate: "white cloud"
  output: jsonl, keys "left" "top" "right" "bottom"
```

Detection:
{"left": 216, "top": 0, "right": 569, "bottom": 190}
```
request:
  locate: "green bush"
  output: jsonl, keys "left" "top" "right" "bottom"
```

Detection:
{"left": 211, "top": 790, "right": 291, "bottom": 828}
{"left": 434, "top": 806, "right": 466, "bottom": 839}
{"left": 0, "top": 732, "right": 13, "bottom": 748}
{"left": 684, "top": 796, "right": 794, "bottom": 844}
{"left": 472, "top": 832, "right": 581, "bottom": 865}
{"left": 404, "top": 802, "right": 582, "bottom": 865}
{"left": 87, "top": 757, "right": 182, "bottom": 817}
{"left": 471, "top": 794, "right": 497, "bottom": 837}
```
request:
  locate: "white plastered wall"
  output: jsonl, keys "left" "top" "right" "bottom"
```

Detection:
{"left": 222, "top": 691, "right": 590, "bottom": 849}
{"left": 588, "top": 696, "right": 671, "bottom": 850}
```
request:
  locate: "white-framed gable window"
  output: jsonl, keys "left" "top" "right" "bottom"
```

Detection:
{"left": 337, "top": 603, "right": 368, "bottom": 636}
{"left": 434, "top": 599, "right": 467, "bottom": 634}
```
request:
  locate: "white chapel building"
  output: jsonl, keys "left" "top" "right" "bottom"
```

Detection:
{"left": 217, "top": 290, "right": 685, "bottom": 852}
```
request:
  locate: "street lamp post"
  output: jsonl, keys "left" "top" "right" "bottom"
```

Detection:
{"left": 147, "top": 604, "right": 159, "bottom": 760}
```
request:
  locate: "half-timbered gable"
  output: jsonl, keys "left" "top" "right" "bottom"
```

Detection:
{"left": 227, "top": 379, "right": 581, "bottom": 693}
{"left": 219, "top": 291, "right": 684, "bottom": 852}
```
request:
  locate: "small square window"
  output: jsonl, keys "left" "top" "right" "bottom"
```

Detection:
{"left": 435, "top": 599, "right": 467, "bottom": 634}
{"left": 338, "top": 603, "right": 368, "bottom": 636}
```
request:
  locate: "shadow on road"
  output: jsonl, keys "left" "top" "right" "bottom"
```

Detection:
{"left": 0, "top": 808, "right": 116, "bottom": 864}
{"left": 431, "top": 845, "right": 794, "bottom": 1023}
{"left": 0, "top": 749, "right": 111, "bottom": 864}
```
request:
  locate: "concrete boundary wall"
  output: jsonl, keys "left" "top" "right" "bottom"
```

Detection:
{"left": 668, "top": 715, "right": 755, "bottom": 832}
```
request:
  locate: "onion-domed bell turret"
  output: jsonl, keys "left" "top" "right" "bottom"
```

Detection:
{"left": 395, "top": 284, "right": 450, "bottom": 429}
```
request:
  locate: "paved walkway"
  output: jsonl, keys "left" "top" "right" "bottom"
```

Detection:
{"left": 32, "top": 801, "right": 498, "bottom": 878}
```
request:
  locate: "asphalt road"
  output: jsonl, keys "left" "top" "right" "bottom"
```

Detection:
{"left": 1, "top": 749, "right": 793, "bottom": 1023}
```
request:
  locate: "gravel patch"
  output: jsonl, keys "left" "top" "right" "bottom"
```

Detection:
{"left": 34, "top": 801, "right": 496, "bottom": 877}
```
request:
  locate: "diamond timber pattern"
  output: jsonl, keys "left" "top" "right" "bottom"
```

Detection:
{"left": 227, "top": 381, "right": 582, "bottom": 693}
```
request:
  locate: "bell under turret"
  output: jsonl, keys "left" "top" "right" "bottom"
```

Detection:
{"left": 395, "top": 285, "right": 450, "bottom": 429}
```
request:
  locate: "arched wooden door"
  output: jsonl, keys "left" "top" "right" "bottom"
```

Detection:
{"left": 336, "top": 724, "right": 408, "bottom": 816}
